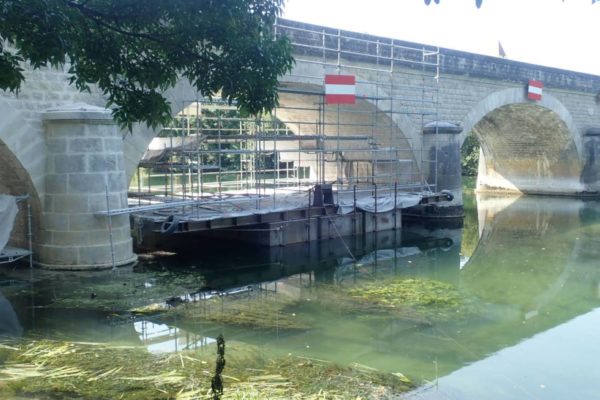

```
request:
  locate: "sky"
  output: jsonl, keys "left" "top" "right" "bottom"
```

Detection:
{"left": 282, "top": 0, "right": 600, "bottom": 76}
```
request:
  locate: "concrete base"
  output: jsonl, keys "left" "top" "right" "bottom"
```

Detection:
{"left": 36, "top": 253, "right": 137, "bottom": 271}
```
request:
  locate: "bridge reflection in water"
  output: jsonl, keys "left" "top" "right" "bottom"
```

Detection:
{"left": 1, "top": 193, "right": 600, "bottom": 398}
{"left": 410, "top": 194, "right": 600, "bottom": 399}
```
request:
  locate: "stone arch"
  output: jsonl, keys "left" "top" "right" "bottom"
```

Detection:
{"left": 461, "top": 88, "right": 581, "bottom": 154}
{"left": 274, "top": 80, "right": 419, "bottom": 183}
{"left": 279, "top": 60, "right": 420, "bottom": 168}
{"left": 123, "top": 78, "right": 200, "bottom": 184}
{"left": 0, "top": 99, "right": 43, "bottom": 249}
{"left": 460, "top": 88, "right": 584, "bottom": 194}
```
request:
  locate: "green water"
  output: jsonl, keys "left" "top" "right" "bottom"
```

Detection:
{"left": 2, "top": 185, "right": 600, "bottom": 399}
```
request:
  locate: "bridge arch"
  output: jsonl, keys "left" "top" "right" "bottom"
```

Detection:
{"left": 278, "top": 61, "right": 420, "bottom": 164}
{"left": 0, "top": 99, "right": 43, "bottom": 247}
{"left": 460, "top": 88, "right": 584, "bottom": 194}
{"left": 123, "top": 66, "right": 420, "bottom": 187}
{"left": 123, "top": 78, "right": 200, "bottom": 183}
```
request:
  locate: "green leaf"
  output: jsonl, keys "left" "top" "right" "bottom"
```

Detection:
{"left": 0, "top": 0, "right": 293, "bottom": 130}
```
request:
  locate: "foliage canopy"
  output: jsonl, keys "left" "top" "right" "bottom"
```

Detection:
{"left": 461, "top": 132, "right": 480, "bottom": 176}
{"left": 0, "top": 0, "right": 294, "bottom": 130}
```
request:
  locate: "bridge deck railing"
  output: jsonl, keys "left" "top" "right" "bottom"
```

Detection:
{"left": 275, "top": 18, "right": 439, "bottom": 77}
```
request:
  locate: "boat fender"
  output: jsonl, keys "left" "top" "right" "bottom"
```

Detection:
{"left": 441, "top": 190, "right": 454, "bottom": 202}
{"left": 160, "top": 215, "right": 180, "bottom": 235}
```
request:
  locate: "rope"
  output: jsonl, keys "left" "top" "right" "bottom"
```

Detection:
{"left": 325, "top": 214, "right": 357, "bottom": 262}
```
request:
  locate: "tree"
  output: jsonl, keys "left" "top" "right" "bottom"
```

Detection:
{"left": 0, "top": 0, "right": 294, "bottom": 130}
{"left": 425, "top": 0, "right": 595, "bottom": 7}
{"left": 424, "top": 0, "right": 484, "bottom": 8}
{"left": 461, "top": 132, "right": 480, "bottom": 177}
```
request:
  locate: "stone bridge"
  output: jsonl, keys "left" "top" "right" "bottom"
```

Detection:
{"left": 2, "top": 18, "right": 600, "bottom": 269}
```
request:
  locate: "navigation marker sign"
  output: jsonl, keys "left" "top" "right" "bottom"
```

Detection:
{"left": 325, "top": 74, "right": 356, "bottom": 105}
{"left": 528, "top": 80, "right": 543, "bottom": 101}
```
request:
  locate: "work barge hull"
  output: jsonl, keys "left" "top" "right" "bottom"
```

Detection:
{"left": 130, "top": 188, "right": 454, "bottom": 252}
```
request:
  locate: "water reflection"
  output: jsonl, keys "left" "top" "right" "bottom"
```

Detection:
{"left": 409, "top": 194, "right": 600, "bottom": 399}
{"left": 134, "top": 320, "right": 215, "bottom": 354}
{"left": 0, "top": 289, "right": 22, "bottom": 338}
{"left": 1, "top": 193, "right": 600, "bottom": 399}
{"left": 411, "top": 308, "right": 600, "bottom": 400}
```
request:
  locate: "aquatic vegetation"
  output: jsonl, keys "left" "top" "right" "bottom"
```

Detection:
{"left": 317, "top": 277, "right": 475, "bottom": 323}
{"left": 165, "top": 291, "right": 311, "bottom": 331}
{"left": 349, "top": 279, "right": 462, "bottom": 308}
{"left": 0, "top": 339, "right": 412, "bottom": 399}
{"left": 47, "top": 268, "right": 206, "bottom": 313}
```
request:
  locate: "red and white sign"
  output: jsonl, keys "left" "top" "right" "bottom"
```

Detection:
{"left": 528, "top": 80, "right": 543, "bottom": 101}
{"left": 325, "top": 74, "right": 356, "bottom": 105}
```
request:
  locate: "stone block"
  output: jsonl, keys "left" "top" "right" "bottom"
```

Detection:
{"left": 45, "top": 174, "right": 68, "bottom": 194}
{"left": 70, "top": 137, "right": 103, "bottom": 153}
{"left": 107, "top": 172, "right": 127, "bottom": 192}
{"left": 106, "top": 223, "right": 132, "bottom": 241}
{"left": 43, "top": 212, "right": 70, "bottom": 231}
{"left": 37, "top": 244, "right": 80, "bottom": 266}
{"left": 80, "top": 244, "right": 114, "bottom": 265}
{"left": 51, "top": 194, "right": 89, "bottom": 213}
{"left": 48, "top": 122, "right": 86, "bottom": 138}
{"left": 69, "top": 214, "right": 106, "bottom": 232}
{"left": 54, "top": 154, "right": 86, "bottom": 174}
{"left": 88, "top": 193, "right": 121, "bottom": 213}
{"left": 51, "top": 230, "right": 90, "bottom": 246}
{"left": 68, "top": 173, "right": 106, "bottom": 194}
{"left": 115, "top": 154, "right": 125, "bottom": 172}
{"left": 43, "top": 195, "right": 54, "bottom": 213}
{"left": 88, "top": 154, "right": 117, "bottom": 172}
{"left": 46, "top": 137, "right": 67, "bottom": 154}
{"left": 35, "top": 229, "right": 53, "bottom": 245}
{"left": 104, "top": 138, "right": 124, "bottom": 152}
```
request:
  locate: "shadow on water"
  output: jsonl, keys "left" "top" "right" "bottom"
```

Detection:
{"left": 2, "top": 192, "right": 600, "bottom": 398}
{"left": 0, "top": 288, "right": 22, "bottom": 338}
{"left": 151, "top": 226, "right": 460, "bottom": 290}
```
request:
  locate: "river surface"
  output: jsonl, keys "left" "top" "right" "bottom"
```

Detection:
{"left": 2, "top": 185, "right": 600, "bottom": 399}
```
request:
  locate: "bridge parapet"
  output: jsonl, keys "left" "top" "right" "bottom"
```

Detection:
{"left": 277, "top": 18, "right": 600, "bottom": 93}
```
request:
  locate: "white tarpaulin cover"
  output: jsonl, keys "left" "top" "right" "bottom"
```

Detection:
{"left": 337, "top": 193, "right": 423, "bottom": 214}
{"left": 0, "top": 195, "right": 18, "bottom": 254}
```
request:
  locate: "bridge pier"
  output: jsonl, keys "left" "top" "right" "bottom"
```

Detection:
{"left": 37, "top": 104, "right": 136, "bottom": 270}
{"left": 418, "top": 123, "right": 464, "bottom": 218}
{"left": 582, "top": 128, "right": 600, "bottom": 193}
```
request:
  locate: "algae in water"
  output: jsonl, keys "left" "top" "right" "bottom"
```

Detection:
{"left": 164, "top": 290, "right": 311, "bottom": 331}
{"left": 317, "top": 277, "right": 476, "bottom": 323}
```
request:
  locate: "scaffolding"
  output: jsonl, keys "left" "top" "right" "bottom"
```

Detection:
{"left": 127, "top": 19, "right": 441, "bottom": 220}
